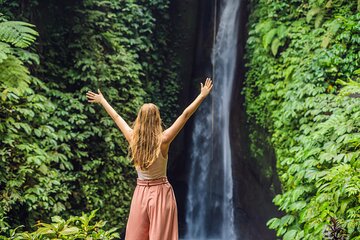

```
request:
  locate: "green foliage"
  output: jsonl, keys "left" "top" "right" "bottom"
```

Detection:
{"left": 1, "top": 0, "right": 179, "bottom": 233}
{"left": 0, "top": 20, "right": 38, "bottom": 48}
{"left": 0, "top": 18, "right": 73, "bottom": 228}
{"left": 0, "top": 17, "right": 38, "bottom": 63}
{"left": 0, "top": 210, "right": 119, "bottom": 240}
{"left": 255, "top": 20, "right": 288, "bottom": 56}
{"left": 245, "top": 0, "right": 360, "bottom": 239}
{"left": 336, "top": 77, "right": 360, "bottom": 97}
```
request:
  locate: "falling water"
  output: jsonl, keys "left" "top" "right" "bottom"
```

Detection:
{"left": 184, "top": 0, "right": 240, "bottom": 239}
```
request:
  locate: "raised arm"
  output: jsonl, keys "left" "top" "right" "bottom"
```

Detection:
{"left": 162, "top": 78, "right": 213, "bottom": 145}
{"left": 86, "top": 89, "right": 133, "bottom": 143}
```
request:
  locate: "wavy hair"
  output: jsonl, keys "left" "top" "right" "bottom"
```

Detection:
{"left": 129, "top": 103, "right": 163, "bottom": 170}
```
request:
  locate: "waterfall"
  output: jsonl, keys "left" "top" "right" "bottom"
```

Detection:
{"left": 184, "top": 0, "right": 240, "bottom": 239}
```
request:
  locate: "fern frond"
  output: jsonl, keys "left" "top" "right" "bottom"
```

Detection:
{"left": 0, "top": 21, "right": 39, "bottom": 48}
{"left": 321, "top": 19, "right": 341, "bottom": 48}
{"left": 0, "top": 13, "right": 6, "bottom": 22}
{"left": 336, "top": 78, "right": 360, "bottom": 97}
{"left": 0, "top": 42, "right": 11, "bottom": 63}
{"left": 314, "top": 13, "right": 324, "bottom": 28}
{"left": 306, "top": 7, "right": 322, "bottom": 23}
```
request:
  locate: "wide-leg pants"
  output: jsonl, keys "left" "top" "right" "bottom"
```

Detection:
{"left": 125, "top": 177, "right": 178, "bottom": 240}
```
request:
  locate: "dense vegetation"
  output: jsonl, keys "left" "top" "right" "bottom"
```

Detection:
{"left": 2, "top": 0, "right": 359, "bottom": 239}
{"left": 0, "top": 0, "right": 179, "bottom": 235}
{"left": 245, "top": 0, "right": 359, "bottom": 239}
{"left": 3, "top": 210, "right": 119, "bottom": 240}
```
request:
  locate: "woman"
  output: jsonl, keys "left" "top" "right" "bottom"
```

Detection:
{"left": 86, "top": 77, "right": 213, "bottom": 240}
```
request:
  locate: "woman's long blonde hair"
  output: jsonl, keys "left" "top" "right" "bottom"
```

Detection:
{"left": 129, "top": 103, "right": 163, "bottom": 170}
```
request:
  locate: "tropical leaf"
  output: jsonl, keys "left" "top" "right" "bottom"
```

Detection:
{"left": 263, "top": 28, "right": 277, "bottom": 49}
{"left": 277, "top": 25, "right": 287, "bottom": 39}
{"left": 0, "top": 21, "right": 38, "bottom": 48}
{"left": 314, "top": 13, "right": 324, "bottom": 28}
{"left": 336, "top": 78, "right": 360, "bottom": 97}
{"left": 321, "top": 19, "right": 342, "bottom": 48}
{"left": 283, "top": 229, "right": 297, "bottom": 240}
{"left": 0, "top": 42, "right": 10, "bottom": 63}
{"left": 271, "top": 37, "right": 281, "bottom": 56}
{"left": 306, "top": 7, "right": 322, "bottom": 23}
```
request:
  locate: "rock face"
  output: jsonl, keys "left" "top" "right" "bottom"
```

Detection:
{"left": 167, "top": 0, "right": 280, "bottom": 239}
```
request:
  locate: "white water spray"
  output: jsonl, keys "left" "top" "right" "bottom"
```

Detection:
{"left": 184, "top": 0, "right": 241, "bottom": 239}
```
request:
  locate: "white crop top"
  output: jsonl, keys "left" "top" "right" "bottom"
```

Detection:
{"left": 136, "top": 151, "right": 168, "bottom": 180}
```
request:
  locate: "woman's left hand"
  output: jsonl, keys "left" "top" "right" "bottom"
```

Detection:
{"left": 86, "top": 89, "right": 104, "bottom": 104}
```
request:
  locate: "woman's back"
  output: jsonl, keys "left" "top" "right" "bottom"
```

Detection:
{"left": 136, "top": 150, "right": 168, "bottom": 180}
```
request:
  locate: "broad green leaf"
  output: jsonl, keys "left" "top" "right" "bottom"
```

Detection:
{"left": 271, "top": 38, "right": 281, "bottom": 56}
{"left": 283, "top": 229, "right": 297, "bottom": 240}
{"left": 59, "top": 227, "right": 79, "bottom": 236}
{"left": 263, "top": 28, "right": 277, "bottom": 49}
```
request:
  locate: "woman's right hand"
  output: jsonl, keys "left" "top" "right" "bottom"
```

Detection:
{"left": 86, "top": 89, "right": 104, "bottom": 104}
{"left": 200, "top": 77, "right": 213, "bottom": 97}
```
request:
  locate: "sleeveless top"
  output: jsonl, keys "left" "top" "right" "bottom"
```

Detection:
{"left": 136, "top": 151, "right": 168, "bottom": 180}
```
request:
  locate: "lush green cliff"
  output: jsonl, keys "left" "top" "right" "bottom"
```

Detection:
{"left": 244, "top": 0, "right": 360, "bottom": 239}
{"left": 0, "top": 0, "right": 179, "bottom": 233}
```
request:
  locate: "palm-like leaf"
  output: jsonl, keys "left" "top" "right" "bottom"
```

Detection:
{"left": 0, "top": 21, "right": 38, "bottom": 48}
{"left": 0, "top": 42, "right": 11, "bottom": 62}
{"left": 336, "top": 79, "right": 360, "bottom": 97}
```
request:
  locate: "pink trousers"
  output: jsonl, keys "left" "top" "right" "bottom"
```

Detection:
{"left": 125, "top": 177, "right": 178, "bottom": 240}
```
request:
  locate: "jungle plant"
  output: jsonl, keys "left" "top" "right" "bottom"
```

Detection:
{"left": 0, "top": 0, "right": 179, "bottom": 232}
{"left": 0, "top": 15, "right": 72, "bottom": 228}
{"left": 245, "top": 0, "right": 360, "bottom": 239}
{"left": 324, "top": 217, "right": 347, "bottom": 240}
{"left": 0, "top": 210, "right": 119, "bottom": 240}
